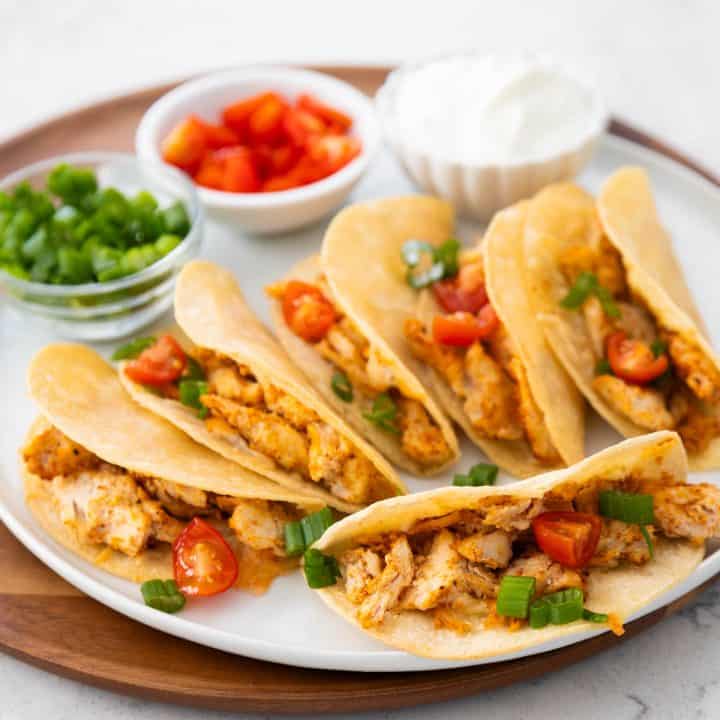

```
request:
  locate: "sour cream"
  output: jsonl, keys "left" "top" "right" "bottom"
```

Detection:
{"left": 385, "top": 55, "right": 604, "bottom": 165}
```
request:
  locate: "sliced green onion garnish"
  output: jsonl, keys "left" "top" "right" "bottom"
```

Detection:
{"left": 650, "top": 338, "right": 668, "bottom": 358}
{"left": 434, "top": 238, "right": 461, "bottom": 278}
{"left": 582, "top": 608, "right": 609, "bottom": 624}
{"left": 595, "top": 358, "right": 613, "bottom": 376}
{"left": 140, "top": 579, "right": 186, "bottom": 613}
{"left": 560, "top": 272, "right": 597, "bottom": 309}
{"left": 401, "top": 239, "right": 435, "bottom": 267}
{"left": 496, "top": 575, "right": 536, "bottom": 618}
{"left": 543, "top": 587, "right": 584, "bottom": 625}
{"left": 406, "top": 261, "right": 445, "bottom": 289}
{"left": 111, "top": 336, "right": 156, "bottom": 361}
{"left": 184, "top": 356, "right": 206, "bottom": 381}
{"left": 331, "top": 371, "right": 353, "bottom": 402}
{"left": 594, "top": 284, "right": 621, "bottom": 319}
{"left": 363, "top": 392, "right": 401, "bottom": 434}
{"left": 401, "top": 237, "right": 461, "bottom": 288}
{"left": 178, "top": 379, "right": 209, "bottom": 418}
{"left": 529, "top": 599, "right": 551, "bottom": 629}
{"left": 285, "top": 507, "right": 336, "bottom": 557}
{"left": 599, "top": 490, "right": 654, "bottom": 525}
{"left": 453, "top": 463, "right": 499, "bottom": 487}
{"left": 303, "top": 548, "right": 341, "bottom": 588}
{"left": 284, "top": 522, "right": 306, "bottom": 557}
{"left": 640, "top": 525, "right": 655, "bottom": 558}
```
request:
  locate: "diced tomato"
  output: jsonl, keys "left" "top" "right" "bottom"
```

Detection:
{"left": 217, "top": 147, "right": 261, "bottom": 193}
{"left": 532, "top": 512, "right": 602, "bottom": 569}
{"left": 433, "top": 276, "right": 488, "bottom": 314}
{"left": 432, "top": 304, "right": 499, "bottom": 346}
{"left": 307, "top": 134, "right": 361, "bottom": 175}
{"left": 194, "top": 153, "right": 226, "bottom": 190}
{"left": 192, "top": 115, "right": 240, "bottom": 149}
{"left": 161, "top": 116, "right": 207, "bottom": 173}
{"left": 222, "top": 92, "right": 281, "bottom": 136}
{"left": 281, "top": 280, "right": 336, "bottom": 342}
{"left": 282, "top": 107, "right": 326, "bottom": 146}
{"left": 248, "top": 94, "right": 288, "bottom": 146}
{"left": 297, "top": 93, "right": 353, "bottom": 131}
{"left": 255, "top": 144, "right": 300, "bottom": 177}
{"left": 262, "top": 155, "right": 325, "bottom": 192}
{"left": 173, "top": 518, "right": 239, "bottom": 597}
{"left": 124, "top": 335, "right": 187, "bottom": 386}
{"left": 606, "top": 331, "right": 669, "bottom": 384}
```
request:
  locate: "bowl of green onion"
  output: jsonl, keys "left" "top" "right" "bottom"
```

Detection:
{"left": 0, "top": 152, "right": 203, "bottom": 340}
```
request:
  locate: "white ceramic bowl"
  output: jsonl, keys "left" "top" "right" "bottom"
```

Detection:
{"left": 136, "top": 67, "right": 380, "bottom": 234}
{"left": 376, "top": 54, "right": 608, "bottom": 222}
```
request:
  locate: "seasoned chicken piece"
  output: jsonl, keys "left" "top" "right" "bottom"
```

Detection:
{"left": 229, "top": 499, "right": 296, "bottom": 556}
{"left": 665, "top": 333, "right": 720, "bottom": 401}
{"left": 506, "top": 551, "right": 584, "bottom": 595}
{"left": 202, "top": 395, "right": 309, "bottom": 473}
{"left": 483, "top": 498, "right": 543, "bottom": 533}
{"left": 590, "top": 519, "right": 653, "bottom": 568}
{"left": 593, "top": 375, "right": 674, "bottom": 430}
{"left": 397, "top": 397, "right": 453, "bottom": 467}
{"left": 463, "top": 342, "right": 522, "bottom": 440}
{"left": 507, "top": 357, "right": 561, "bottom": 464}
{"left": 652, "top": 483, "right": 720, "bottom": 543}
{"left": 458, "top": 561, "right": 498, "bottom": 600}
{"left": 485, "top": 325, "right": 517, "bottom": 371}
{"left": 140, "top": 476, "right": 210, "bottom": 519}
{"left": 582, "top": 296, "right": 612, "bottom": 359}
{"left": 23, "top": 426, "right": 98, "bottom": 480}
{"left": 317, "top": 319, "right": 372, "bottom": 392}
{"left": 341, "top": 547, "right": 383, "bottom": 604}
{"left": 402, "top": 530, "right": 461, "bottom": 610}
{"left": 339, "top": 455, "right": 384, "bottom": 504}
{"left": 206, "top": 364, "right": 264, "bottom": 406}
{"left": 50, "top": 468, "right": 183, "bottom": 557}
{"left": 263, "top": 384, "right": 318, "bottom": 429}
{"left": 675, "top": 405, "right": 720, "bottom": 455}
{"left": 615, "top": 302, "right": 657, "bottom": 344}
{"left": 456, "top": 530, "right": 513, "bottom": 569}
{"left": 357, "top": 536, "right": 414, "bottom": 627}
{"left": 559, "top": 242, "right": 596, "bottom": 285}
{"left": 594, "top": 236, "right": 627, "bottom": 296}
{"left": 404, "top": 318, "right": 465, "bottom": 396}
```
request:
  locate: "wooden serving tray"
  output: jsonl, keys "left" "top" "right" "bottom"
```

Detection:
{"left": 1, "top": 66, "right": 719, "bottom": 714}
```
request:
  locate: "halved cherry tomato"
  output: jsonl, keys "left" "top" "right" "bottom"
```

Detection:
{"left": 606, "top": 331, "right": 669, "bottom": 384}
{"left": 297, "top": 93, "right": 353, "bottom": 131}
{"left": 161, "top": 117, "right": 207, "bottom": 173}
{"left": 433, "top": 276, "right": 488, "bottom": 313}
{"left": 283, "top": 108, "right": 326, "bottom": 146}
{"left": 124, "top": 335, "right": 187, "bottom": 386}
{"left": 173, "top": 517, "right": 239, "bottom": 597}
{"left": 281, "top": 280, "right": 336, "bottom": 342}
{"left": 247, "top": 94, "right": 288, "bottom": 146}
{"left": 532, "top": 511, "right": 602, "bottom": 569}
{"left": 222, "top": 92, "right": 280, "bottom": 136}
{"left": 432, "top": 304, "right": 499, "bottom": 346}
{"left": 217, "top": 147, "right": 261, "bottom": 193}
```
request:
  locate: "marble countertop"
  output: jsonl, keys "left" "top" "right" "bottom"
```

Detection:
{"left": 3, "top": 0, "right": 720, "bottom": 717}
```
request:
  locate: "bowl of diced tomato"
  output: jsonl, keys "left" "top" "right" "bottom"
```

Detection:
{"left": 136, "top": 67, "right": 380, "bottom": 234}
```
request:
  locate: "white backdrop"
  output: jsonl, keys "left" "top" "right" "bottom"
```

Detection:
{"left": 2, "top": 1, "right": 720, "bottom": 718}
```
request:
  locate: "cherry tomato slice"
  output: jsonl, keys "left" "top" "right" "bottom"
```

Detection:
{"left": 124, "top": 335, "right": 187, "bottom": 386}
{"left": 161, "top": 117, "right": 207, "bottom": 173}
{"left": 281, "top": 280, "right": 336, "bottom": 342}
{"left": 433, "top": 276, "right": 488, "bottom": 313}
{"left": 215, "top": 147, "right": 261, "bottom": 193}
{"left": 432, "top": 305, "right": 499, "bottom": 346}
{"left": 606, "top": 331, "right": 669, "bottom": 384}
{"left": 173, "top": 518, "right": 239, "bottom": 597}
{"left": 532, "top": 511, "right": 602, "bottom": 569}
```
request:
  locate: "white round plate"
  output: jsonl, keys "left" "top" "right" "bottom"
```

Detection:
{"left": 2, "top": 134, "right": 720, "bottom": 672}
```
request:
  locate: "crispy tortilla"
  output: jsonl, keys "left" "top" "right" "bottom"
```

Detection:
{"left": 525, "top": 181, "right": 720, "bottom": 470}
{"left": 165, "top": 259, "right": 404, "bottom": 511}
{"left": 314, "top": 432, "right": 703, "bottom": 659}
{"left": 24, "top": 344, "right": 322, "bottom": 582}
{"left": 293, "top": 195, "right": 460, "bottom": 475}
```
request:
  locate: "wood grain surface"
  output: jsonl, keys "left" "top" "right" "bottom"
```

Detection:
{"left": 1, "top": 65, "right": 718, "bottom": 714}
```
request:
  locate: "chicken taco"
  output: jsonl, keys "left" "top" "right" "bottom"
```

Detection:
{"left": 307, "top": 432, "right": 717, "bottom": 659}
{"left": 524, "top": 180, "right": 720, "bottom": 469}
{"left": 23, "top": 344, "right": 326, "bottom": 595}
{"left": 402, "top": 201, "right": 585, "bottom": 477}
{"left": 267, "top": 196, "right": 460, "bottom": 475}
{"left": 121, "top": 260, "right": 404, "bottom": 514}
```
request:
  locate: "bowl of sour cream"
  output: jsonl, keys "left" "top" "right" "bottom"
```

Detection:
{"left": 376, "top": 53, "right": 608, "bottom": 221}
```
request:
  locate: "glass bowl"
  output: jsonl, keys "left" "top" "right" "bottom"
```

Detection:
{"left": 0, "top": 152, "right": 203, "bottom": 340}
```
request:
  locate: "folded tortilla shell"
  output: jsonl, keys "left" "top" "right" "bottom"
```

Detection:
{"left": 24, "top": 344, "right": 322, "bottom": 582}
{"left": 168, "top": 259, "right": 404, "bottom": 511}
{"left": 525, "top": 182, "right": 720, "bottom": 470}
{"left": 314, "top": 432, "right": 703, "bottom": 659}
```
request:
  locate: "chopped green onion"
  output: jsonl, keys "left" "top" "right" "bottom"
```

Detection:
{"left": 599, "top": 490, "right": 654, "bottom": 525}
{"left": 331, "top": 371, "right": 353, "bottom": 402}
{"left": 529, "top": 599, "right": 551, "bottom": 629}
{"left": 594, "top": 284, "right": 621, "bottom": 319}
{"left": 650, "top": 339, "right": 668, "bottom": 358}
{"left": 496, "top": 575, "right": 536, "bottom": 618}
{"left": 401, "top": 237, "right": 462, "bottom": 288}
{"left": 184, "top": 356, "right": 206, "bottom": 381}
{"left": 406, "top": 261, "right": 445, "bottom": 289}
{"left": 543, "top": 587, "right": 584, "bottom": 625}
{"left": 111, "top": 336, "right": 157, "bottom": 361}
{"left": 453, "top": 463, "right": 499, "bottom": 487}
{"left": 434, "top": 238, "right": 461, "bottom": 278}
{"left": 178, "top": 380, "right": 209, "bottom": 418}
{"left": 284, "top": 507, "right": 336, "bottom": 557}
{"left": 595, "top": 358, "right": 613, "bottom": 376}
{"left": 560, "top": 272, "right": 598, "bottom": 309}
{"left": 140, "top": 579, "right": 186, "bottom": 613}
{"left": 401, "top": 239, "right": 435, "bottom": 267}
{"left": 303, "top": 548, "right": 341, "bottom": 588}
{"left": 640, "top": 525, "right": 655, "bottom": 558}
{"left": 582, "top": 608, "right": 609, "bottom": 624}
{"left": 284, "top": 522, "right": 306, "bottom": 557}
{"left": 363, "top": 393, "right": 400, "bottom": 434}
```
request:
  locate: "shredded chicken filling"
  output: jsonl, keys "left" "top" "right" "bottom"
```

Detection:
{"left": 338, "top": 475, "right": 720, "bottom": 632}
